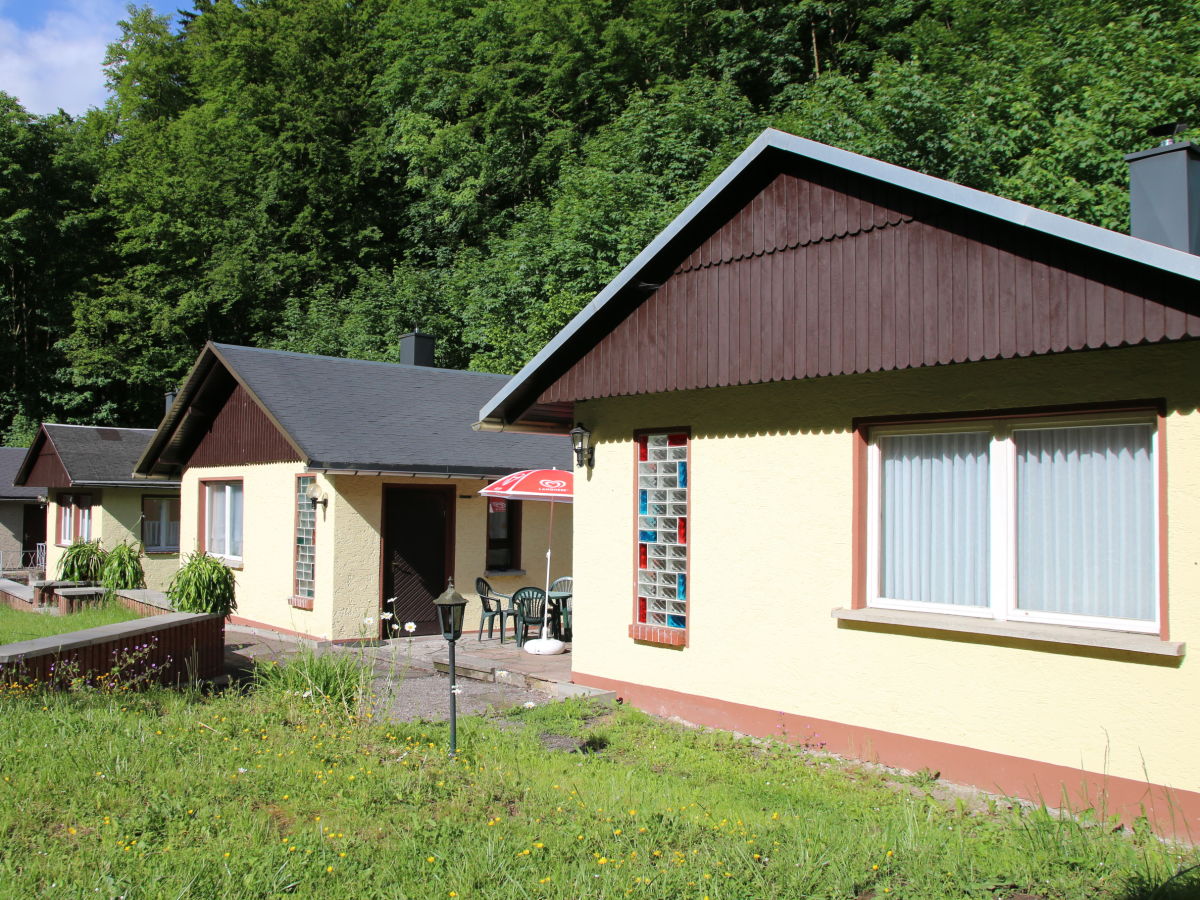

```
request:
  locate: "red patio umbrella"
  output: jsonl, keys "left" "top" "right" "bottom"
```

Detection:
{"left": 479, "top": 469, "right": 572, "bottom": 654}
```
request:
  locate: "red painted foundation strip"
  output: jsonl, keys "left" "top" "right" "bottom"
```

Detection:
{"left": 573, "top": 671, "right": 1200, "bottom": 842}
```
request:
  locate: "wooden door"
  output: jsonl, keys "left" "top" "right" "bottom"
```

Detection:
{"left": 382, "top": 486, "right": 453, "bottom": 638}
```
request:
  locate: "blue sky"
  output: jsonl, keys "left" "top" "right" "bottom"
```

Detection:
{"left": 0, "top": 0, "right": 177, "bottom": 115}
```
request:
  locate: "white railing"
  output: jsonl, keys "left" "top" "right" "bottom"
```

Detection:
{"left": 1, "top": 544, "right": 46, "bottom": 571}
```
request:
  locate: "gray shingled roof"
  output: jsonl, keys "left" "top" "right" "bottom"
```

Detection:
{"left": 0, "top": 447, "right": 44, "bottom": 499}
{"left": 42, "top": 425, "right": 173, "bottom": 487}
{"left": 207, "top": 344, "right": 567, "bottom": 475}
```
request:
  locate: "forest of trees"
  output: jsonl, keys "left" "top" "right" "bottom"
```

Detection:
{"left": 1, "top": 0, "right": 1198, "bottom": 444}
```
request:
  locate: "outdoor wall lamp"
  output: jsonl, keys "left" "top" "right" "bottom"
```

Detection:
{"left": 305, "top": 482, "right": 328, "bottom": 510}
{"left": 569, "top": 423, "right": 594, "bottom": 468}
{"left": 433, "top": 578, "right": 468, "bottom": 757}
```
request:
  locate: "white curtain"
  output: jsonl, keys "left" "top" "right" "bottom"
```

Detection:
{"left": 229, "top": 484, "right": 244, "bottom": 558}
{"left": 208, "top": 486, "right": 227, "bottom": 556}
{"left": 1015, "top": 424, "right": 1155, "bottom": 621}
{"left": 880, "top": 432, "right": 991, "bottom": 606}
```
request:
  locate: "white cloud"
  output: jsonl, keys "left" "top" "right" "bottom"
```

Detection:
{"left": 0, "top": 1, "right": 132, "bottom": 116}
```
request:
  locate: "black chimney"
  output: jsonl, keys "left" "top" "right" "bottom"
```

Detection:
{"left": 398, "top": 331, "right": 436, "bottom": 366}
{"left": 1125, "top": 123, "right": 1200, "bottom": 254}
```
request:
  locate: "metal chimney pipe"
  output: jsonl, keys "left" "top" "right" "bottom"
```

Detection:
{"left": 164, "top": 391, "right": 177, "bottom": 415}
{"left": 399, "top": 331, "right": 436, "bottom": 366}
{"left": 1125, "top": 128, "right": 1200, "bottom": 255}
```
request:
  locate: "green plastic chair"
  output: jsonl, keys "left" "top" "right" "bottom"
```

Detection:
{"left": 475, "top": 577, "right": 513, "bottom": 642}
{"left": 511, "top": 586, "right": 547, "bottom": 647}
{"left": 558, "top": 596, "right": 572, "bottom": 642}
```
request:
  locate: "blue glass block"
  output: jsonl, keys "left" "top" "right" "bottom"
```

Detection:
{"left": 639, "top": 530, "right": 657, "bottom": 542}
{"left": 639, "top": 490, "right": 647, "bottom": 515}
{"left": 677, "top": 573, "right": 686, "bottom": 599}
{"left": 677, "top": 462, "right": 687, "bottom": 487}
{"left": 668, "top": 615, "right": 686, "bottom": 628}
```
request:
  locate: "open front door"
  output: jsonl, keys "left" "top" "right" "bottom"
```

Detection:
{"left": 381, "top": 486, "right": 453, "bottom": 638}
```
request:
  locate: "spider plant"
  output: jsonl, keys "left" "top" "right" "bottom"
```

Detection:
{"left": 100, "top": 541, "right": 146, "bottom": 596}
{"left": 56, "top": 540, "right": 107, "bottom": 583}
{"left": 168, "top": 551, "right": 237, "bottom": 615}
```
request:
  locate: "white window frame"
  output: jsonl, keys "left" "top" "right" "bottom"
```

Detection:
{"left": 142, "top": 496, "right": 181, "bottom": 553}
{"left": 865, "top": 412, "right": 1160, "bottom": 635}
{"left": 58, "top": 498, "right": 75, "bottom": 547}
{"left": 205, "top": 481, "right": 243, "bottom": 566}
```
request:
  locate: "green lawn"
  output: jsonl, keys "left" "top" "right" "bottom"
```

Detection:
{"left": 0, "top": 602, "right": 140, "bottom": 646}
{"left": 0, "top": 679, "right": 1196, "bottom": 899}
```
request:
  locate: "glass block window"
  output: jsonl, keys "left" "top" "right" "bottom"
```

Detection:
{"left": 636, "top": 432, "right": 688, "bottom": 630}
{"left": 295, "top": 476, "right": 316, "bottom": 599}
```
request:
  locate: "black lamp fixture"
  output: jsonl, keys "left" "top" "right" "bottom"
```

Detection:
{"left": 569, "top": 423, "right": 594, "bottom": 469}
{"left": 305, "top": 482, "right": 328, "bottom": 511}
{"left": 433, "top": 578, "right": 468, "bottom": 756}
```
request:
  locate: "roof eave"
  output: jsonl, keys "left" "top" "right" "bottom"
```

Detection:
{"left": 478, "top": 127, "right": 1200, "bottom": 427}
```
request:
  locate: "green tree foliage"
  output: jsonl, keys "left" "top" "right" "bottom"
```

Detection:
{"left": 1, "top": 0, "right": 1198, "bottom": 438}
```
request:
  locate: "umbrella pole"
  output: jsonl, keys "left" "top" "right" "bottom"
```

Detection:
{"left": 542, "top": 500, "right": 555, "bottom": 638}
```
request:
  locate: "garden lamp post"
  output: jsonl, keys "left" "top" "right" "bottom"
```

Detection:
{"left": 433, "top": 579, "right": 468, "bottom": 757}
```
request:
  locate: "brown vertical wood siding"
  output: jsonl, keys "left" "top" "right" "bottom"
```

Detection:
{"left": 188, "top": 384, "right": 301, "bottom": 467}
{"left": 24, "top": 440, "right": 70, "bottom": 488}
{"left": 538, "top": 169, "right": 1200, "bottom": 406}
{"left": 0, "top": 614, "right": 224, "bottom": 684}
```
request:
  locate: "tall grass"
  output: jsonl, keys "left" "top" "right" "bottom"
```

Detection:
{"left": 252, "top": 649, "right": 372, "bottom": 712}
{"left": 0, "top": 687, "right": 1195, "bottom": 898}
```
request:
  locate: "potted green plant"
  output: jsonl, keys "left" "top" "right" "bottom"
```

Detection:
{"left": 57, "top": 539, "right": 107, "bottom": 583}
{"left": 168, "top": 551, "right": 237, "bottom": 616}
{"left": 101, "top": 541, "right": 146, "bottom": 598}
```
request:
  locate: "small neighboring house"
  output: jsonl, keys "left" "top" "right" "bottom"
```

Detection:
{"left": 0, "top": 447, "right": 47, "bottom": 572}
{"left": 13, "top": 425, "right": 181, "bottom": 589}
{"left": 134, "top": 336, "right": 570, "bottom": 642}
{"left": 477, "top": 129, "right": 1200, "bottom": 835}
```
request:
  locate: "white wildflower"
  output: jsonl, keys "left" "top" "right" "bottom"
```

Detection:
{"left": 301, "top": 690, "right": 313, "bottom": 698}
{"left": 363, "top": 616, "right": 375, "bottom": 624}
{"left": 380, "top": 612, "right": 394, "bottom": 620}
{"left": 404, "top": 621, "right": 417, "bottom": 633}
{"left": 523, "top": 701, "right": 537, "bottom": 709}
{"left": 237, "top": 767, "right": 248, "bottom": 774}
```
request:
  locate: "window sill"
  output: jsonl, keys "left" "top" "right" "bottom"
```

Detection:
{"left": 484, "top": 569, "right": 526, "bottom": 577}
{"left": 629, "top": 623, "right": 687, "bottom": 647}
{"left": 288, "top": 595, "right": 314, "bottom": 611}
{"left": 833, "top": 607, "right": 1185, "bottom": 657}
{"left": 144, "top": 549, "right": 179, "bottom": 555}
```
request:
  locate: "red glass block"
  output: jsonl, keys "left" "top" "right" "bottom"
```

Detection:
{"left": 637, "top": 436, "right": 648, "bottom": 460}
{"left": 678, "top": 518, "right": 686, "bottom": 544}
{"left": 639, "top": 543, "right": 647, "bottom": 568}
{"left": 667, "top": 433, "right": 687, "bottom": 447}
{"left": 638, "top": 597, "right": 647, "bottom": 623}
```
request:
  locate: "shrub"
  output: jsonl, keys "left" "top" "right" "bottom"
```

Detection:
{"left": 57, "top": 540, "right": 107, "bottom": 582}
{"left": 100, "top": 541, "right": 146, "bottom": 596}
{"left": 168, "top": 552, "right": 237, "bottom": 615}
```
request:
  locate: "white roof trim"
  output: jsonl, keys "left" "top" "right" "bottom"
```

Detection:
{"left": 478, "top": 128, "right": 1200, "bottom": 425}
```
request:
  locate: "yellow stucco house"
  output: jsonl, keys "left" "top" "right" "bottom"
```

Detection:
{"left": 13, "top": 424, "right": 181, "bottom": 589}
{"left": 134, "top": 336, "right": 570, "bottom": 641}
{"left": 476, "top": 129, "right": 1200, "bottom": 836}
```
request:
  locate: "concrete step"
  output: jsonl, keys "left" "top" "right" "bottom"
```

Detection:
{"left": 432, "top": 655, "right": 496, "bottom": 683}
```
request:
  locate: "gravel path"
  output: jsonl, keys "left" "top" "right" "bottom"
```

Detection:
{"left": 361, "top": 658, "right": 550, "bottom": 722}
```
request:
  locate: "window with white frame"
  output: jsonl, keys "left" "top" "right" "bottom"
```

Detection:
{"left": 142, "top": 496, "right": 181, "bottom": 552}
{"left": 57, "top": 493, "right": 92, "bottom": 545}
{"left": 866, "top": 413, "right": 1159, "bottom": 634}
{"left": 205, "top": 481, "right": 244, "bottom": 564}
